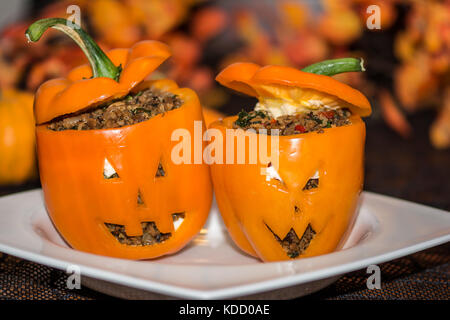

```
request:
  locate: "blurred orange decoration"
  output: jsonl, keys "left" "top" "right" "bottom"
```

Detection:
{"left": 0, "top": 89, "right": 35, "bottom": 185}
{"left": 191, "top": 6, "right": 228, "bottom": 42}
{"left": 319, "top": 0, "right": 363, "bottom": 46}
{"left": 393, "top": 0, "right": 450, "bottom": 148}
{"left": 0, "top": 0, "right": 449, "bottom": 151}
{"left": 0, "top": 0, "right": 205, "bottom": 90}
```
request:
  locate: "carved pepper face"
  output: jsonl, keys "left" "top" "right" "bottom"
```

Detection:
{"left": 210, "top": 62, "right": 370, "bottom": 262}
{"left": 27, "top": 20, "right": 213, "bottom": 260}
{"left": 37, "top": 80, "right": 212, "bottom": 259}
{"left": 210, "top": 115, "right": 365, "bottom": 261}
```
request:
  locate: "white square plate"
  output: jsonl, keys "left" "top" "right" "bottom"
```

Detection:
{"left": 0, "top": 189, "right": 449, "bottom": 299}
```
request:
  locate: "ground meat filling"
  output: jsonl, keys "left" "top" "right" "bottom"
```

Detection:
{"left": 233, "top": 108, "right": 351, "bottom": 135}
{"left": 105, "top": 213, "right": 185, "bottom": 246}
{"left": 266, "top": 224, "right": 316, "bottom": 258}
{"left": 48, "top": 88, "right": 183, "bottom": 131}
{"left": 105, "top": 222, "right": 171, "bottom": 246}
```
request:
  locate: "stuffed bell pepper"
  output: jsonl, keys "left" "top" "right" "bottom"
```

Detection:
{"left": 26, "top": 18, "right": 212, "bottom": 259}
{"left": 210, "top": 59, "right": 371, "bottom": 262}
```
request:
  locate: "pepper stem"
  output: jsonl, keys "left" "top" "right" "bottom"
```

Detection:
{"left": 25, "top": 18, "right": 121, "bottom": 81}
{"left": 302, "top": 58, "right": 365, "bottom": 76}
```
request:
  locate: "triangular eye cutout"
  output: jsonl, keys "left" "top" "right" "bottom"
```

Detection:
{"left": 103, "top": 158, "right": 119, "bottom": 179}
{"left": 172, "top": 212, "right": 185, "bottom": 231}
{"left": 264, "top": 162, "right": 283, "bottom": 183}
{"left": 155, "top": 162, "right": 165, "bottom": 177}
{"left": 137, "top": 190, "right": 145, "bottom": 206}
{"left": 303, "top": 171, "right": 319, "bottom": 190}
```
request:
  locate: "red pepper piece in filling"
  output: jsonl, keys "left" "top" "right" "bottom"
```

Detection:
{"left": 320, "top": 110, "right": 336, "bottom": 119}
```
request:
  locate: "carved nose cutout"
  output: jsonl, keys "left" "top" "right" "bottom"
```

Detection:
{"left": 137, "top": 190, "right": 145, "bottom": 206}
{"left": 155, "top": 162, "right": 165, "bottom": 177}
{"left": 103, "top": 158, "right": 119, "bottom": 179}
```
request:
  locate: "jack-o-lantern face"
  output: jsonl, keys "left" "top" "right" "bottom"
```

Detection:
{"left": 26, "top": 20, "right": 212, "bottom": 260}
{"left": 210, "top": 62, "right": 370, "bottom": 262}
{"left": 210, "top": 115, "right": 365, "bottom": 262}
{"left": 37, "top": 80, "right": 212, "bottom": 259}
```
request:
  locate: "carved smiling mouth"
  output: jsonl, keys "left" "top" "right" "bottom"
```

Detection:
{"left": 105, "top": 213, "right": 185, "bottom": 246}
{"left": 265, "top": 223, "right": 316, "bottom": 258}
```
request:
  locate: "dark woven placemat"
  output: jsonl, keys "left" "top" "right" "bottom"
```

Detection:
{"left": 308, "top": 242, "right": 449, "bottom": 300}
{"left": 0, "top": 242, "right": 448, "bottom": 300}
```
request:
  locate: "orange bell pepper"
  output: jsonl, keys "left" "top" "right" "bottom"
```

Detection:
{"left": 210, "top": 60, "right": 371, "bottom": 262}
{"left": 27, "top": 18, "right": 212, "bottom": 259}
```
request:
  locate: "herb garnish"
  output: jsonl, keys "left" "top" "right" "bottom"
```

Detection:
{"left": 235, "top": 109, "right": 268, "bottom": 127}
{"left": 131, "top": 107, "right": 152, "bottom": 115}
{"left": 308, "top": 112, "right": 323, "bottom": 124}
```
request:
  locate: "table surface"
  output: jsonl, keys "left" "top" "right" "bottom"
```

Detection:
{"left": 0, "top": 111, "right": 449, "bottom": 300}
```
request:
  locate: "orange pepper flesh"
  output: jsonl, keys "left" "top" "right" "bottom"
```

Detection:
{"left": 37, "top": 80, "right": 212, "bottom": 259}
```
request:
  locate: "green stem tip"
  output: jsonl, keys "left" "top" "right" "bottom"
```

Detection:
{"left": 25, "top": 18, "right": 121, "bottom": 81}
{"left": 302, "top": 58, "right": 365, "bottom": 76}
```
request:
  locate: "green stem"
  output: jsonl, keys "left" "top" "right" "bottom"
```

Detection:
{"left": 25, "top": 18, "right": 121, "bottom": 81}
{"left": 302, "top": 58, "right": 365, "bottom": 76}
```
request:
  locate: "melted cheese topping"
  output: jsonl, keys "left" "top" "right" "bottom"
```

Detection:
{"left": 253, "top": 84, "right": 350, "bottom": 118}
{"left": 254, "top": 97, "right": 340, "bottom": 118}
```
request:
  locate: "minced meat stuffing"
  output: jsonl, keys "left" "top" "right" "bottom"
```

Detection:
{"left": 105, "top": 213, "right": 184, "bottom": 246}
{"left": 105, "top": 221, "right": 171, "bottom": 246}
{"left": 266, "top": 224, "right": 316, "bottom": 258}
{"left": 233, "top": 108, "right": 351, "bottom": 135}
{"left": 48, "top": 88, "right": 183, "bottom": 131}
